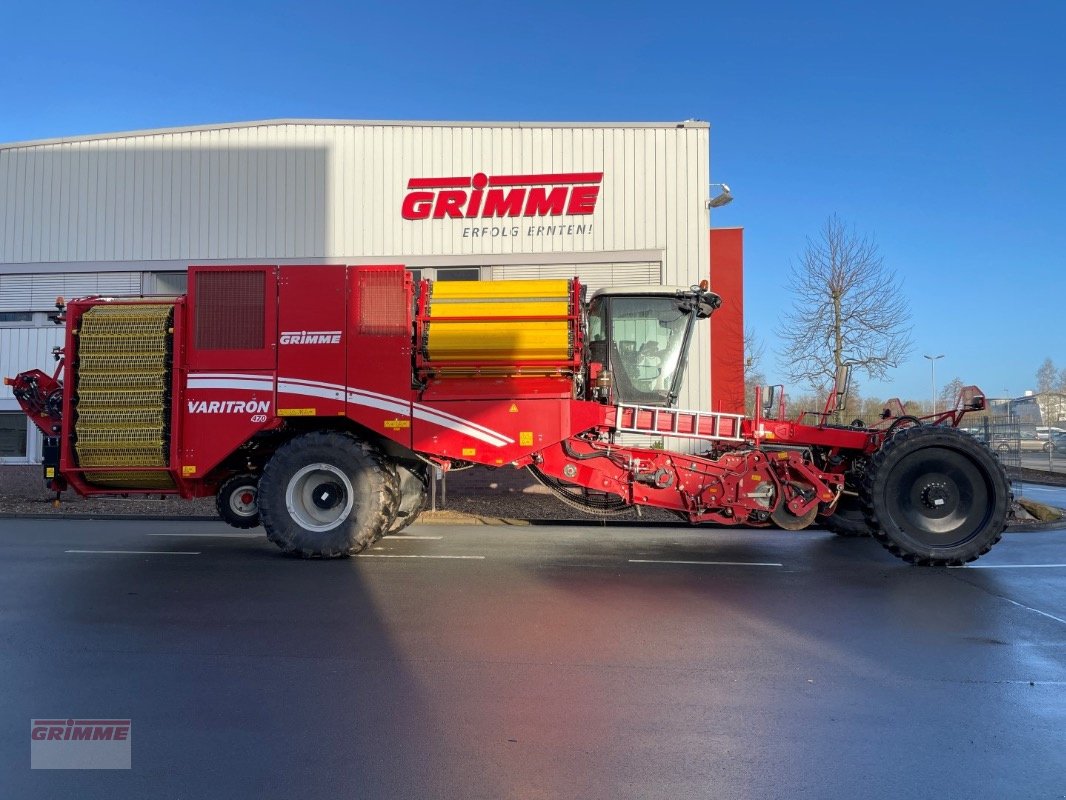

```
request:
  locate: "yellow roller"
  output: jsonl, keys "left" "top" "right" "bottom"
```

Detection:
{"left": 74, "top": 303, "right": 175, "bottom": 488}
{"left": 425, "top": 279, "right": 573, "bottom": 369}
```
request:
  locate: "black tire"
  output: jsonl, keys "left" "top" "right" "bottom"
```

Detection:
{"left": 216, "top": 474, "right": 261, "bottom": 529}
{"left": 862, "top": 426, "right": 1010, "bottom": 566}
{"left": 258, "top": 431, "right": 398, "bottom": 558}
{"left": 822, "top": 493, "right": 872, "bottom": 537}
{"left": 371, "top": 461, "right": 403, "bottom": 543}
{"left": 886, "top": 415, "right": 922, "bottom": 436}
{"left": 385, "top": 464, "right": 429, "bottom": 535}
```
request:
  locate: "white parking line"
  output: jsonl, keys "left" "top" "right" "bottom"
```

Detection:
{"left": 355, "top": 554, "right": 484, "bottom": 560}
{"left": 950, "top": 564, "right": 1066, "bottom": 569}
{"left": 629, "top": 559, "right": 783, "bottom": 567}
{"left": 146, "top": 533, "right": 263, "bottom": 538}
{"left": 66, "top": 549, "right": 201, "bottom": 555}
{"left": 1000, "top": 598, "right": 1066, "bottom": 626}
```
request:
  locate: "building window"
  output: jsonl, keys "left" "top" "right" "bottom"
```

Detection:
{"left": 0, "top": 311, "right": 34, "bottom": 324}
{"left": 154, "top": 272, "right": 188, "bottom": 295}
{"left": 371, "top": 266, "right": 480, "bottom": 285}
{"left": 0, "top": 413, "right": 28, "bottom": 458}
{"left": 435, "top": 267, "right": 480, "bottom": 282}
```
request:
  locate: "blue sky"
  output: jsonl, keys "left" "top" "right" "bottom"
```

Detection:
{"left": 2, "top": 0, "right": 1063, "bottom": 402}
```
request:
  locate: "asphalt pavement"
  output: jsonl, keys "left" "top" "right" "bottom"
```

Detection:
{"left": 1, "top": 518, "right": 1064, "bottom": 799}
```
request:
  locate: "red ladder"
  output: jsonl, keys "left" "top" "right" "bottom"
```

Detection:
{"left": 612, "top": 404, "right": 746, "bottom": 442}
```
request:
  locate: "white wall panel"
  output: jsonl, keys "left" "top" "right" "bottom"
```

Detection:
{"left": 0, "top": 326, "right": 65, "bottom": 401}
{"left": 1, "top": 121, "right": 708, "bottom": 265}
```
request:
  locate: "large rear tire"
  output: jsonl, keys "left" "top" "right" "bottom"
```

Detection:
{"left": 259, "top": 432, "right": 398, "bottom": 558}
{"left": 386, "top": 464, "right": 429, "bottom": 535}
{"left": 862, "top": 426, "right": 1010, "bottom": 566}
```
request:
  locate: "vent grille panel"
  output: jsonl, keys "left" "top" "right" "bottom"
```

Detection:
{"left": 195, "top": 271, "right": 265, "bottom": 350}
{"left": 358, "top": 269, "right": 407, "bottom": 336}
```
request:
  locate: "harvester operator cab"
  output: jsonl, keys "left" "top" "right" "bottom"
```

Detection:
{"left": 586, "top": 284, "right": 720, "bottom": 408}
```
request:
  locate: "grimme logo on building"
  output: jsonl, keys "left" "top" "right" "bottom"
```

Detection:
{"left": 403, "top": 172, "right": 602, "bottom": 238}
{"left": 31, "top": 718, "right": 132, "bottom": 769}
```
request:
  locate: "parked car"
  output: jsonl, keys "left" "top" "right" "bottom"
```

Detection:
{"left": 992, "top": 431, "right": 1050, "bottom": 454}
{"left": 1050, "top": 431, "right": 1066, "bottom": 456}
{"left": 1036, "top": 426, "right": 1066, "bottom": 440}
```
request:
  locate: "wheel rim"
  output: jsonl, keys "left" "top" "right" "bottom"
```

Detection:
{"left": 228, "top": 484, "right": 258, "bottom": 518}
{"left": 285, "top": 463, "right": 355, "bottom": 532}
{"left": 884, "top": 446, "right": 992, "bottom": 548}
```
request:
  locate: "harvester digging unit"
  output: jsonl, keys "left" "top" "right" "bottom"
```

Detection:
{"left": 7, "top": 265, "right": 1010, "bottom": 565}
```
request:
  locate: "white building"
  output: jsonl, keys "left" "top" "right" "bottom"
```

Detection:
{"left": 1, "top": 119, "right": 739, "bottom": 463}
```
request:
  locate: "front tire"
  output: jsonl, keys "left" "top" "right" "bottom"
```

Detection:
{"left": 822, "top": 493, "right": 872, "bottom": 537}
{"left": 259, "top": 432, "right": 398, "bottom": 557}
{"left": 862, "top": 426, "right": 1010, "bottom": 566}
{"left": 216, "top": 474, "right": 261, "bottom": 529}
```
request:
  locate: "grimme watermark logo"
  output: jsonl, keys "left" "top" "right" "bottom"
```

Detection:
{"left": 30, "top": 718, "right": 132, "bottom": 769}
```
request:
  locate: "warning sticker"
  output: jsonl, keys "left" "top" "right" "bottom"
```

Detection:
{"left": 462, "top": 448, "right": 476, "bottom": 457}
{"left": 182, "top": 465, "right": 197, "bottom": 476}
{"left": 519, "top": 431, "right": 534, "bottom": 446}
{"left": 278, "top": 408, "right": 316, "bottom": 417}
{"left": 384, "top": 419, "right": 411, "bottom": 430}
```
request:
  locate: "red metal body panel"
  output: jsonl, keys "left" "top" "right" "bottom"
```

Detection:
{"left": 179, "top": 370, "right": 280, "bottom": 488}
{"left": 344, "top": 266, "right": 415, "bottom": 447}
{"left": 276, "top": 265, "right": 349, "bottom": 420}
{"left": 419, "top": 376, "right": 573, "bottom": 400}
{"left": 410, "top": 397, "right": 607, "bottom": 467}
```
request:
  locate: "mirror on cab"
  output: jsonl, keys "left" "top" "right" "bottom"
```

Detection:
{"left": 760, "top": 385, "right": 777, "bottom": 419}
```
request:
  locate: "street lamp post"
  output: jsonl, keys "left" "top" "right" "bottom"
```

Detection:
{"left": 924, "top": 354, "right": 944, "bottom": 415}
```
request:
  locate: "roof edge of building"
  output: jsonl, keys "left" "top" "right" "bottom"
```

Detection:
{"left": 0, "top": 118, "right": 710, "bottom": 151}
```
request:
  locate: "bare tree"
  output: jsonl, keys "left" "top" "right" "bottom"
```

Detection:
{"left": 777, "top": 215, "right": 913, "bottom": 395}
{"left": 1035, "top": 359, "right": 1066, "bottom": 425}
{"left": 1036, "top": 358, "right": 1057, "bottom": 393}
{"left": 939, "top": 377, "right": 966, "bottom": 409}
{"left": 743, "top": 327, "right": 767, "bottom": 415}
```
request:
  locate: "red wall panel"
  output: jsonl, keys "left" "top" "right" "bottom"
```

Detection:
{"left": 710, "top": 228, "right": 745, "bottom": 414}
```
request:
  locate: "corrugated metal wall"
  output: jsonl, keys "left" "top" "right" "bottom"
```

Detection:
{"left": 0, "top": 121, "right": 708, "bottom": 265}
{"left": 0, "top": 327, "right": 64, "bottom": 403}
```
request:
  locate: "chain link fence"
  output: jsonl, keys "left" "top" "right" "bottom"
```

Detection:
{"left": 962, "top": 413, "right": 1064, "bottom": 474}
